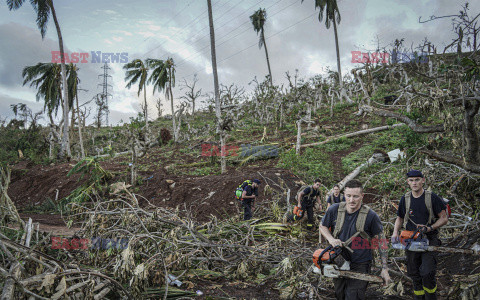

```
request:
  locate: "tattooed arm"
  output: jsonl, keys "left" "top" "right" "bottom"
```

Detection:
{"left": 376, "top": 232, "right": 391, "bottom": 285}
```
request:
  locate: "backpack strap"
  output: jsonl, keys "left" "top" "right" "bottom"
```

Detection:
{"left": 403, "top": 191, "right": 412, "bottom": 229}
{"left": 304, "top": 186, "right": 312, "bottom": 197}
{"left": 356, "top": 205, "right": 372, "bottom": 240}
{"left": 340, "top": 194, "right": 344, "bottom": 202}
{"left": 332, "top": 202, "right": 347, "bottom": 238}
{"left": 425, "top": 190, "right": 434, "bottom": 224}
{"left": 332, "top": 203, "right": 371, "bottom": 241}
{"left": 300, "top": 186, "right": 314, "bottom": 202}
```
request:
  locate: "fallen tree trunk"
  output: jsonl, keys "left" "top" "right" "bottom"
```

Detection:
{"left": 421, "top": 150, "right": 480, "bottom": 174}
{"left": 360, "top": 105, "right": 444, "bottom": 133}
{"left": 301, "top": 123, "right": 405, "bottom": 148}
{"left": 325, "top": 154, "right": 383, "bottom": 200}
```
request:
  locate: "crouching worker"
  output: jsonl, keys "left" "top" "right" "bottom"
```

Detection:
{"left": 391, "top": 170, "right": 448, "bottom": 300}
{"left": 320, "top": 179, "right": 391, "bottom": 299}
{"left": 286, "top": 179, "right": 322, "bottom": 231}
{"left": 239, "top": 179, "right": 261, "bottom": 220}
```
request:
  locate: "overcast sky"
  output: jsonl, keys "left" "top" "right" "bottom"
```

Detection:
{"left": 0, "top": 0, "right": 477, "bottom": 125}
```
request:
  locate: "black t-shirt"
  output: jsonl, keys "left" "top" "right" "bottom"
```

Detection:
{"left": 244, "top": 185, "right": 258, "bottom": 197}
{"left": 302, "top": 187, "right": 320, "bottom": 202}
{"left": 397, "top": 190, "right": 446, "bottom": 234}
{"left": 327, "top": 194, "right": 344, "bottom": 204}
{"left": 322, "top": 203, "right": 383, "bottom": 263}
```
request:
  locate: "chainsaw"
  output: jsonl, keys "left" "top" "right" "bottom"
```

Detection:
{"left": 312, "top": 236, "right": 384, "bottom": 283}
{"left": 392, "top": 229, "right": 480, "bottom": 255}
{"left": 293, "top": 206, "right": 303, "bottom": 217}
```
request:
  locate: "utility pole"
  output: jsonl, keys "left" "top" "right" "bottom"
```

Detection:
{"left": 207, "top": 0, "right": 226, "bottom": 174}
{"left": 97, "top": 63, "right": 112, "bottom": 126}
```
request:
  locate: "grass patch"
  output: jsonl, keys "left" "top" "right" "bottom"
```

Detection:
{"left": 277, "top": 147, "right": 334, "bottom": 186}
{"left": 22, "top": 198, "right": 62, "bottom": 214}
{"left": 341, "top": 144, "right": 375, "bottom": 173}
{"left": 320, "top": 136, "right": 356, "bottom": 152}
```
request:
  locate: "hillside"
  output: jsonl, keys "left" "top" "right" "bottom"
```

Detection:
{"left": 2, "top": 100, "right": 478, "bottom": 299}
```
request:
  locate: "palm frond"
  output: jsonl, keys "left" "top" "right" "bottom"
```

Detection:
{"left": 6, "top": 0, "right": 26, "bottom": 10}
{"left": 32, "top": 0, "right": 51, "bottom": 38}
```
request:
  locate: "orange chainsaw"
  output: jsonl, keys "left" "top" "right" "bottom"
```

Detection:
{"left": 293, "top": 206, "right": 303, "bottom": 217}
{"left": 393, "top": 229, "right": 480, "bottom": 254}
{"left": 312, "top": 245, "right": 383, "bottom": 283}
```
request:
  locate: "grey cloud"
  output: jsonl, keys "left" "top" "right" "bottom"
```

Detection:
{"left": 0, "top": 92, "right": 44, "bottom": 121}
{"left": 0, "top": 22, "right": 59, "bottom": 86}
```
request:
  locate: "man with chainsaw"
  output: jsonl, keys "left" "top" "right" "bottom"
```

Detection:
{"left": 286, "top": 179, "right": 322, "bottom": 230}
{"left": 391, "top": 170, "right": 448, "bottom": 300}
{"left": 240, "top": 179, "right": 261, "bottom": 221}
{"left": 319, "top": 179, "right": 391, "bottom": 299}
{"left": 327, "top": 184, "right": 345, "bottom": 210}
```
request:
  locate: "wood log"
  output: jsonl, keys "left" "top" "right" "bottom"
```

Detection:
{"left": 94, "top": 288, "right": 111, "bottom": 300}
{"left": 0, "top": 217, "right": 33, "bottom": 299}
{"left": 421, "top": 150, "right": 480, "bottom": 174}
{"left": 65, "top": 280, "right": 90, "bottom": 293}
{"left": 1, "top": 259, "right": 21, "bottom": 300}
{"left": 325, "top": 154, "right": 383, "bottom": 200}
{"left": 301, "top": 123, "right": 405, "bottom": 148}
{"left": 361, "top": 105, "right": 444, "bottom": 133}
{"left": 286, "top": 189, "right": 291, "bottom": 212}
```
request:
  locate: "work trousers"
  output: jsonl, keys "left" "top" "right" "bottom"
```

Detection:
{"left": 406, "top": 236, "right": 441, "bottom": 300}
{"left": 242, "top": 198, "right": 254, "bottom": 220}
{"left": 288, "top": 199, "right": 315, "bottom": 230}
{"left": 333, "top": 261, "right": 371, "bottom": 300}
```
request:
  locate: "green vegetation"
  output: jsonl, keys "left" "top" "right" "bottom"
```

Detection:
{"left": 60, "top": 157, "right": 113, "bottom": 212}
{"left": 321, "top": 136, "right": 356, "bottom": 152}
{"left": 0, "top": 120, "right": 48, "bottom": 167}
{"left": 277, "top": 147, "right": 334, "bottom": 186}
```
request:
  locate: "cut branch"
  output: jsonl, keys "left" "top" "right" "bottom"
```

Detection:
{"left": 421, "top": 150, "right": 480, "bottom": 174}
{"left": 361, "top": 105, "right": 444, "bottom": 133}
{"left": 368, "top": 106, "right": 443, "bottom": 132}
{"left": 301, "top": 123, "right": 405, "bottom": 148}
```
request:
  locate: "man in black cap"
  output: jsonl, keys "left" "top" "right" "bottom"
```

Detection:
{"left": 241, "top": 179, "right": 261, "bottom": 220}
{"left": 391, "top": 170, "right": 448, "bottom": 300}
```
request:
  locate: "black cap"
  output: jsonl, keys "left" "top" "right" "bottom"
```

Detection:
{"left": 407, "top": 170, "right": 424, "bottom": 178}
{"left": 253, "top": 179, "right": 261, "bottom": 184}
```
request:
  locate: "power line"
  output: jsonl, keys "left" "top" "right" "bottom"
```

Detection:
{"left": 174, "top": 0, "right": 270, "bottom": 66}
{"left": 184, "top": 0, "right": 254, "bottom": 45}
{"left": 176, "top": 0, "right": 297, "bottom": 68}
{"left": 143, "top": 0, "right": 224, "bottom": 56}
{"left": 220, "top": 12, "right": 316, "bottom": 62}
{"left": 180, "top": 11, "right": 317, "bottom": 79}
{"left": 137, "top": 0, "right": 195, "bottom": 48}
